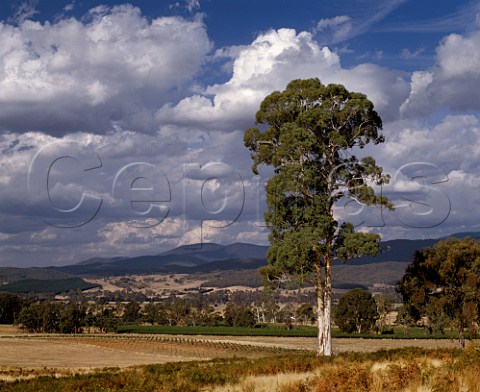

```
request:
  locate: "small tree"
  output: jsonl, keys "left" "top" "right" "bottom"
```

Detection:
{"left": 278, "top": 304, "right": 295, "bottom": 329}
{"left": 398, "top": 237, "right": 480, "bottom": 347}
{"left": 0, "top": 293, "right": 25, "bottom": 324}
{"left": 168, "top": 300, "right": 191, "bottom": 326}
{"left": 334, "top": 288, "right": 378, "bottom": 333}
{"left": 245, "top": 78, "right": 391, "bottom": 355}
{"left": 296, "top": 303, "right": 316, "bottom": 325}
{"left": 95, "top": 306, "right": 118, "bottom": 333}
{"left": 60, "top": 303, "right": 86, "bottom": 334}
{"left": 224, "top": 302, "right": 237, "bottom": 327}
{"left": 43, "top": 301, "right": 61, "bottom": 333}
{"left": 375, "top": 294, "right": 394, "bottom": 332}
{"left": 234, "top": 306, "right": 256, "bottom": 328}
{"left": 17, "top": 303, "right": 43, "bottom": 332}
{"left": 123, "top": 301, "right": 141, "bottom": 323}
{"left": 143, "top": 303, "right": 159, "bottom": 325}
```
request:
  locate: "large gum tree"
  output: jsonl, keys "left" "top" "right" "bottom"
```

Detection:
{"left": 398, "top": 237, "right": 480, "bottom": 348}
{"left": 244, "top": 78, "right": 391, "bottom": 355}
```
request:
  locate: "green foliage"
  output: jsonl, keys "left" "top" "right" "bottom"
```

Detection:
{"left": 16, "top": 301, "right": 87, "bottom": 333}
{"left": 244, "top": 79, "right": 390, "bottom": 281}
{"left": 233, "top": 307, "right": 256, "bottom": 328}
{"left": 143, "top": 302, "right": 168, "bottom": 325}
{"left": 115, "top": 324, "right": 462, "bottom": 339}
{"left": 116, "top": 324, "right": 318, "bottom": 337}
{"left": 397, "top": 237, "right": 480, "bottom": 347}
{"left": 167, "top": 300, "right": 191, "bottom": 326}
{"left": 16, "top": 303, "right": 44, "bottom": 332}
{"left": 224, "top": 302, "right": 237, "bottom": 327}
{"left": 244, "top": 78, "right": 390, "bottom": 354}
{"left": 224, "top": 303, "right": 256, "bottom": 328}
{"left": 334, "top": 289, "right": 378, "bottom": 333}
{"left": 0, "top": 292, "right": 25, "bottom": 324}
{"left": 200, "top": 269, "right": 263, "bottom": 288}
{"left": 94, "top": 306, "right": 118, "bottom": 333}
{"left": 296, "top": 303, "right": 316, "bottom": 324}
{"left": 59, "top": 303, "right": 87, "bottom": 333}
{"left": 122, "top": 300, "right": 141, "bottom": 323}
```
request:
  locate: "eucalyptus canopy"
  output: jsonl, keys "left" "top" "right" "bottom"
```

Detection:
{"left": 398, "top": 237, "right": 480, "bottom": 348}
{"left": 244, "top": 78, "right": 391, "bottom": 355}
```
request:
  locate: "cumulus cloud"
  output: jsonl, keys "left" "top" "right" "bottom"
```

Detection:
{"left": 0, "top": 4, "right": 211, "bottom": 135}
{"left": 158, "top": 28, "right": 409, "bottom": 129}
{"left": 0, "top": 125, "right": 265, "bottom": 265}
{"left": 401, "top": 31, "right": 480, "bottom": 117}
{"left": 351, "top": 114, "right": 480, "bottom": 239}
{"left": 157, "top": 29, "right": 341, "bottom": 130}
{"left": 3, "top": 5, "right": 480, "bottom": 265}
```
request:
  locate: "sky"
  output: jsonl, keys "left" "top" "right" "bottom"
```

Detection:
{"left": 1, "top": 0, "right": 480, "bottom": 267}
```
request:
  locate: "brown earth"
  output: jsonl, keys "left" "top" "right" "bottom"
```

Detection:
{"left": 0, "top": 324, "right": 468, "bottom": 382}
{"left": 0, "top": 331, "right": 466, "bottom": 369}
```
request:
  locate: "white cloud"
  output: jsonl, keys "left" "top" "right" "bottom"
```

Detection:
{"left": 185, "top": 0, "right": 201, "bottom": 12}
{"left": 3, "top": 5, "right": 480, "bottom": 264}
{"left": 158, "top": 29, "right": 341, "bottom": 130}
{"left": 315, "top": 15, "right": 353, "bottom": 42}
{"left": 63, "top": 2, "right": 76, "bottom": 12}
{"left": 158, "top": 28, "right": 409, "bottom": 129}
{"left": 317, "top": 15, "right": 351, "bottom": 30}
{"left": 9, "top": 0, "right": 39, "bottom": 24}
{"left": 401, "top": 46, "right": 426, "bottom": 59}
{"left": 380, "top": 2, "right": 480, "bottom": 33}
{"left": 30, "top": 229, "right": 57, "bottom": 242}
{"left": 0, "top": 126, "right": 265, "bottom": 265}
{"left": 0, "top": 5, "right": 212, "bottom": 135}
{"left": 401, "top": 31, "right": 480, "bottom": 117}
{"left": 314, "top": 0, "right": 408, "bottom": 44}
{"left": 351, "top": 114, "right": 480, "bottom": 239}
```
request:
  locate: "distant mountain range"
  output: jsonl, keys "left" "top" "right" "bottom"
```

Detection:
{"left": 48, "top": 242, "right": 269, "bottom": 276}
{"left": 42, "top": 231, "right": 480, "bottom": 277}
{"left": 0, "top": 232, "right": 478, "bottom": 293}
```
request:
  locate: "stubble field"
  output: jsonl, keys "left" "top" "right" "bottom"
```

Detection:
{"left": 0, "top": 324, "right": 468, "bottom": 384}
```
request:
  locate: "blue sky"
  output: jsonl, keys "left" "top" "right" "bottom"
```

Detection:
{"left": 0, "top": 0, "right": 479, "bottom": 266}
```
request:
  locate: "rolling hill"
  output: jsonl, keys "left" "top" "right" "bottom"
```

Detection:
{"left": 48, "top": 243, "right": 269, "bottom": 276}
{"left": 47, "top": 236, "right": 456, "bottom": 277}
{"left": 3, "top": 232, "right": 478, "bottom": 292}
{"left": 0, "top": 278, "right": 100, "bottom": 294}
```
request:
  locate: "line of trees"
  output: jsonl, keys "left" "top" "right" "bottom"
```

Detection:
{"left": 0, "top": 294, "right": 322, "bottom": 333}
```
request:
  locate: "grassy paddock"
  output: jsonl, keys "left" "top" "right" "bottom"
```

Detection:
{"left": 2, "top": 347, "right": 480, "bottom": 391}
{"left": 116, "top": 324, "right": 468, "bottom": 340}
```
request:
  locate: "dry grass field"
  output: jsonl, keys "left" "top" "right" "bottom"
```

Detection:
{"left": 0, "top": 324, "right": 470, "bottom": 386}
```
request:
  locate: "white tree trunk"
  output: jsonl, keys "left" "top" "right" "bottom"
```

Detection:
{"left": 316, "top": 285, "right": 325, "bottom": 355}
{"left": 314, "top": 244, "right": 333, "bottom": 356}
{"left": 320, "top": 259, "right": 333, "bottom": 356}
